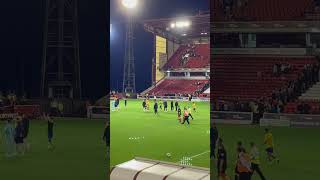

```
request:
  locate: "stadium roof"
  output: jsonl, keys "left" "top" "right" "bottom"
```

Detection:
{"left": 143, "top": 12, "right": 209, "bottom": 42}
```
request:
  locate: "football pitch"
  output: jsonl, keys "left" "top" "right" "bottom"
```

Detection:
{"left": 212, "top": 125, "right": 320, "bottom": 180}
{"left": 110, "top": 99, "right": 210, "bottom": 168}
{"left": 0, "top": 118, "right": 107, "bottom": 180}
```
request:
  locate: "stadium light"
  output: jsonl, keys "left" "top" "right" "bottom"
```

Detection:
{"left": 121, "top": 0, "right": 138, "bottom": 9}
{"left": 170, "top": 20, "right": 191, "bottom": 29}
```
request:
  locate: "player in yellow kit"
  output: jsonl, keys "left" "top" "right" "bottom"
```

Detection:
{"left": 146, "top": 99, "right": 150, "bottom": 111}
{"left": 264, "top": 128, "right": 279, "bottom": 164}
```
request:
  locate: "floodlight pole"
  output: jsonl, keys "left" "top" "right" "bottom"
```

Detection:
{"left": 41, "top": 0, "right": 81, "bottom": 99}
{"left": 122, "top": 16, "right": 136, "bottom": 93}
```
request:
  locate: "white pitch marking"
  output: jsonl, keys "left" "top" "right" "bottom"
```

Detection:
{"left": 177, "top": 150, "right": 210, "bottom": 166}
{"left": 189, "top": 150, "right": 210, "bottom": 159}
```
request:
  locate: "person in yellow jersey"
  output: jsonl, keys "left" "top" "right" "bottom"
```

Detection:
{"left": 192, "top": 101, "right": 196, "bottom": 112}
{"left": 249, "top": 142, "right": 266, "bottom": 180}
{"left": 146, "top": 99, "right": 150, "bottom": 111}
{"left": 264, "top": 128, "right": 279, "bottom": 163}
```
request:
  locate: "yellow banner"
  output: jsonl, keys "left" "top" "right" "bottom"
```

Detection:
{"left": 155, "top": 36, "right": 167, "bottom": 82}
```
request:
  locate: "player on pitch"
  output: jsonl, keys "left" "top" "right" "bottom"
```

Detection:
{"left": 154, "top": 100, "right": 159, "bottom": 115}
{"left": 217, "top": 138, "right": 229, "bottom": 180}
{"left": 177, "top": 106, "right": 182, "bottom": 123}
{"left": 181, "top": 107, "right": 190, "bottom": 125}
{"left": 103, "top": 121, "right": 110, "bottom": 158}
{"left": 249, "top": 142, "right": 266, "bottom": 180}
{"left": 3, "top": 119, "right": 16, "bottom": 157}
{"left": 44, "top": 112, "right": 55, "bottom": 150}
{"left": 264, "top": 128, "right": 279, "bottom": 164}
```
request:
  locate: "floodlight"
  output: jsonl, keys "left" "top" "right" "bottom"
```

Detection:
{"left": 171, "top": 20, "right": 191, "bottom": 29}
{"left": 176, "top": 21, "right": 184, "bottom": 28}
{"left": 121, "top": 0, "right": 138, "bottom": 9}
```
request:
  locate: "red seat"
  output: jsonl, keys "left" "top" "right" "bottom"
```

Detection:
{"left": 211, "top": 56, "right": 316, "bottom": 101}
{"left": 147, "top": 79, "right": 209, "bottom": 96}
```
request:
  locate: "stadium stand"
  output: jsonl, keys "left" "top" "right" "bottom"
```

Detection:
{"left": 164, "top": 43, "right": 210, "bottom": 70}
{"left": 212, "top": 56, "right": 317, "bottom": 100}
{"left": 299, "top": 81, "right": 320, "bottom": 101}
{"left": 211, "top": 0, "right": 320, "bottom": 117}
{"left": 141, "top": 13, "right": 210, "bottom": 99}
{"left": 148, "top": 79, "right": 209, "bottom": 96}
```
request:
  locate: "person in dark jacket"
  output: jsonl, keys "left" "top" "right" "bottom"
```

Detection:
{"left": 211, "top": 122, "right": 219, "bottom": 159}
{"left": 102, "top": 121, "right": 110, "bottom": 157}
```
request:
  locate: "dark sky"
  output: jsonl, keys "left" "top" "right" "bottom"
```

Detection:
{"left": 110, "top": 0, "right": 209, "bottom": 93}
{"left": 0, "top": 1, "right": 108, "bottom": 100}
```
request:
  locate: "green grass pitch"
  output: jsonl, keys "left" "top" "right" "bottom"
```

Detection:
{"left": 211, "top": 125, "right": 320, "bottom": 180}
{"left": 0, "top": 118, "right": 107, "bottom": 180}
{"left": 111, "top": 99, "right": 210, "bottom": 168}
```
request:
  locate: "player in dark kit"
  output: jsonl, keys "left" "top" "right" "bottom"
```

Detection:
{"left": 217, "top": 138, "right": 228, "bottom": 179}
{"left": 45, "top": 113, "right": 55, "bottom": 150}
{"left": 177, "top": 107, "right": 182, "bottom": 123}
{"left": 154, "top": 101, "right": 158, "bottom": 115}
{"left": 124, "top": 98, "right": 127, "bottom": 107}
{"left": 210, "top": 122, "right": 219, "bottom": 159}
{"left": 102, "top": 121, "right": 110, "bottom": 158}
{"left": 175, "top": 101, "right": 179, "bottom": 111}
{"left": 22, "top": 114, "right": 30, "bottom": 151}
{"left": 163, "top": 100, "right": 168, "bottom": 112}
{"left": 170, "top": 101, "right": 174, "bottom": 111}
{"left": 115, "top": 98, "right": 120, "bottom": 110}
{"left": 142, "top": 100, "right": 146, "bottom": 111}
{"left": 15, "top": 117, "right": 25, "bottom": 155}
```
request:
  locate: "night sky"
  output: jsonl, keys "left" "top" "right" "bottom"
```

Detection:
{"left": 0, "top": 1, "right": 108, "bottom": 100}
{"left": 110, "top": 0, "right": 209, "bottom": 93}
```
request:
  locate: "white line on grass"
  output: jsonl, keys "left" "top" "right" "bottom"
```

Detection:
{"left": 189, "top": 150, "right": 210, "bottom": 159}
{"left": 177, "top": 150, "right": 210, "bottom": 165}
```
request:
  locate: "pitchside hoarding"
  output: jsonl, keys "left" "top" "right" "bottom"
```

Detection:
{"left": 288, "top": 115, "right": 320, "bottom": 128}
{"left": 211, "top": 111, "right": 253, "bottom": 124}
{"left": 87, "top": 106, "right": 108, "bottom": 119}
{"left": 263, "top": 113, "right": 320, "bottom": 127}
{"left": 0, "top": 113, "right": 18, "bottom": 119}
